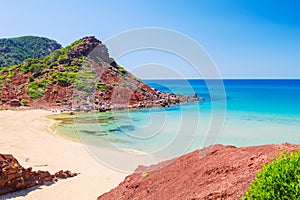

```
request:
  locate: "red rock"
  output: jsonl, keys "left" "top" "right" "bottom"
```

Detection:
{"left": 0, "top": 36, "right": 200, "bottom": 111}
{"left": 0, "top": 154, "right": 78, "bottom": 196}
{"left": 98, "top": 143, "right": 300, "bottom": 200}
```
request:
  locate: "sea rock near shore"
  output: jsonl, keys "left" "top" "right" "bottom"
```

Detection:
{"left": 0, "top": 154, "right": 78, "bottom": 196}
{"left": 98, "top": 143, "right": 300, "bottom": 200}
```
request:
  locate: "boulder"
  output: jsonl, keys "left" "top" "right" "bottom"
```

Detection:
{"left": 0, "top": 153, "right": 78, "bottom": 196}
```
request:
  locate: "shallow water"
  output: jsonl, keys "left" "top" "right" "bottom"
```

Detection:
{"left": 52, "top": 79, "right": 300, "bottom": 163}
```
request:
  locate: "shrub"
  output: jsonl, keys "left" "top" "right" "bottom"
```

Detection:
{"left": 53, "top": 89, "right": 58, "bottom": 93}
{"left": 141, "top": 172, "right": 149, "bottom": 178}
{"left": 75, "top": 80, "right": 90, "bottom": 92}
{"left": 117, "top": 65, "right": 127, "bottom": 74}
{"left": 57, "top": 54, "right": 69, "bottom": 64}
{"left": 56, "top": 99, "right": 61, "bottom": 103}
{"left": 28, "top": 76, "right": 34, "bottom": 82}
{"left": 27, "top": 80, "right": 48, "bottom": 99}
{"left": 21, "top": 99, "right": 29, "bottom": 106}
{"left": 57, "top": 77, "right": 69, "bottom": 86}
{"left": 7, "top": 71, "right": 15, "bottom": 79}
{"left": 27, "top": 88, "right": 44, "bottom": 99}
{"left": 96, "top": 83, "right": 108, "bottom": 91}
{"left": 242, "top": 151, "right": 300, "bottom": 200}
{"left": 19, "top": 83, "right": 25, "bottom": 90}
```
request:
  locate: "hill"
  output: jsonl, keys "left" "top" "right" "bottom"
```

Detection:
{"left": 0, "top": 36, "right": 62, "bottom": 68}
{"left": 0, "top": 36, "right": 198, "bottom": 110}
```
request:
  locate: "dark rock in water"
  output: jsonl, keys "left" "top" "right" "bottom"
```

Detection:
{"left": 0, "top": 153, "right": 78, "bottom": 196}
{"left": 98, "top": 143, "right": 300, "bottom": 200}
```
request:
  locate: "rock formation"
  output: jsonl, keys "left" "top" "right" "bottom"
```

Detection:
{"left": 0, "top": 36, "right": 200, "bottom": 111}
{"left": 0, "top": 154, "right": 78, "bottom": 196}
{"left": 98, "top": 143, "right": 300, "bottom": 200}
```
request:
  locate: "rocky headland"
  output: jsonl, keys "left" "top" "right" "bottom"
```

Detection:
{"left": 0, "top": 36, "right": 201, "bottom": 112}
{"left": 98, "top": 143, "right": 300, "bottom": 200}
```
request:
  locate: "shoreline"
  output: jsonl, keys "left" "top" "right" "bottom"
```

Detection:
{"left": 0, "top": 109, "right": 128, "bottom": 200}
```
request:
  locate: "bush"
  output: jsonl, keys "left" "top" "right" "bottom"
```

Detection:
{"left": 96, "top": 83, "right": 108, "bottom": 91}
{"left": 19, "top": 83, "right": 25, "bottom": 90}
{"left": 21, "top": 99, "right": 29, "bottom": 106}
{"left": 141, "top": 172, "right": 149, "bottom": 178}
{"left": 27, "top": 88, "right": 44, "bottom": 99}
{"left": 75, "top": 80, "right": 90, "bottom": 92}
{"left": 57, "top": 77, "right": 69, "bottom": 86}
{"left": 28, "top": 76, "right": 34, "bottom": 82}
{"left": 57, "top": 54, "right": 69, "bottom": 64}
{"left": 242, "top": 151, "right": 300, "bottom": 200}
{"left": 117, "top": 65, "right": 127, "bottom": 74}
{"left": 27, "top": 79, "right": 48, "bottom": 99}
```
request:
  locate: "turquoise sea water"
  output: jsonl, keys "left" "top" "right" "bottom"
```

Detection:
{"left": 54, "top": 79, "right": 300, "bottom": 163}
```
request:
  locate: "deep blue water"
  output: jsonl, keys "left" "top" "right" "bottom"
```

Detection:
{"left": 145, "top": 79, "right": 300, "bottom": 116}
{"left": 55, "top": 79, "right": 300, "bottom": 164}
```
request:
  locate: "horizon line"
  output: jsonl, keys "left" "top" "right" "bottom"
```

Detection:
{"left": 141, "top": 77, "right": 300, "bottom": 80}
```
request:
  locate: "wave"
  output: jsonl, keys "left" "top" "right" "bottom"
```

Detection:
{"left": 119, "top": 148, "right": 150, "bottom": 155}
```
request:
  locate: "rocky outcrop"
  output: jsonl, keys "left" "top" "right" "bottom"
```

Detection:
{"left": 98, "top": 143, "right": 300, "bottom": 200}
{"left": 0, "top": 154, "right": 78, "bottom": 196}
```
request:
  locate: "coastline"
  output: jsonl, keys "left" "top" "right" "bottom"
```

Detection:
{"left": 0, "top": 109, "right": 128, "bottom": 200}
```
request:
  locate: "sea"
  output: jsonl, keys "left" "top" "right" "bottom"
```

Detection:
{"left": 51, "top": 79, "right": 300, "bottom": 172}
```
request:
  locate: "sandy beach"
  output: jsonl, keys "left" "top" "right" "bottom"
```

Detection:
{"left": 0, "top": 110, "right": 127, "bottom": 200}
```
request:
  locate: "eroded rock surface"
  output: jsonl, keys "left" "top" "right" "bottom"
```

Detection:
{"left": 98, "top": 143, "right": 300, "bottom": 200}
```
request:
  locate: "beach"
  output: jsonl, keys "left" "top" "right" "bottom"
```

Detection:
{"left": 0, "top": 110, "right": 127, "bottom": 200}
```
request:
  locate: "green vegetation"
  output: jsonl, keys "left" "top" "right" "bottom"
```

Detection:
{"left": 0, "top": 36, "right": 132, "bottom": 103}
{"left": 21, "top": 99, "right": 29, "bottom": 106}
{"left": 27, "top": 79, "right": 49, "bottom": 99}
{"left": 75, "top": 80, "right": 90, "bottom": 92}
{"left": 96, "top": 83, "right": 108, "bottom": 91}
{"left": 19, "top": 83, "right": 25, "bottom": 90}
{"left": 243, "top": 151, "right": 300, "bottom": 200}
{"left": 116, "top": 65, "right": 127, "bottom": 74}
{"left": 0, "top": 37, "right": 91, "bottom": 100}
{"left": 0, "top": 36, "right": 62, "bottom": 68}
{"left": 141, "top": 172, "right": 149, "bottom": 178}
{"left": 134, "top": 77, "right": 141, "bottom": 81}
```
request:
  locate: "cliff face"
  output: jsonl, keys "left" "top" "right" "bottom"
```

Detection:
{"left": 0, "top": 36, "right": 199, "bottom": 110}
{"left": 0, "top": 154, "right": 77, "bottom": 196}
{"left": 98, "top": 143, "right": 300, "bottom": 200}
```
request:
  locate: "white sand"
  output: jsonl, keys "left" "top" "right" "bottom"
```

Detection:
{"left": 0, "top": 110, "right": 128, "bottom": 200}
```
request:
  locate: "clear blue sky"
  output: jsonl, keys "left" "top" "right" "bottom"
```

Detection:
{"left": 1, "top": 0, "right": 300, "bottom": 78}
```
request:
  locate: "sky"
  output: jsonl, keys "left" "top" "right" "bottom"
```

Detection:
{"left": 1, "top": 0, "right": 300, "bottom": 78}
